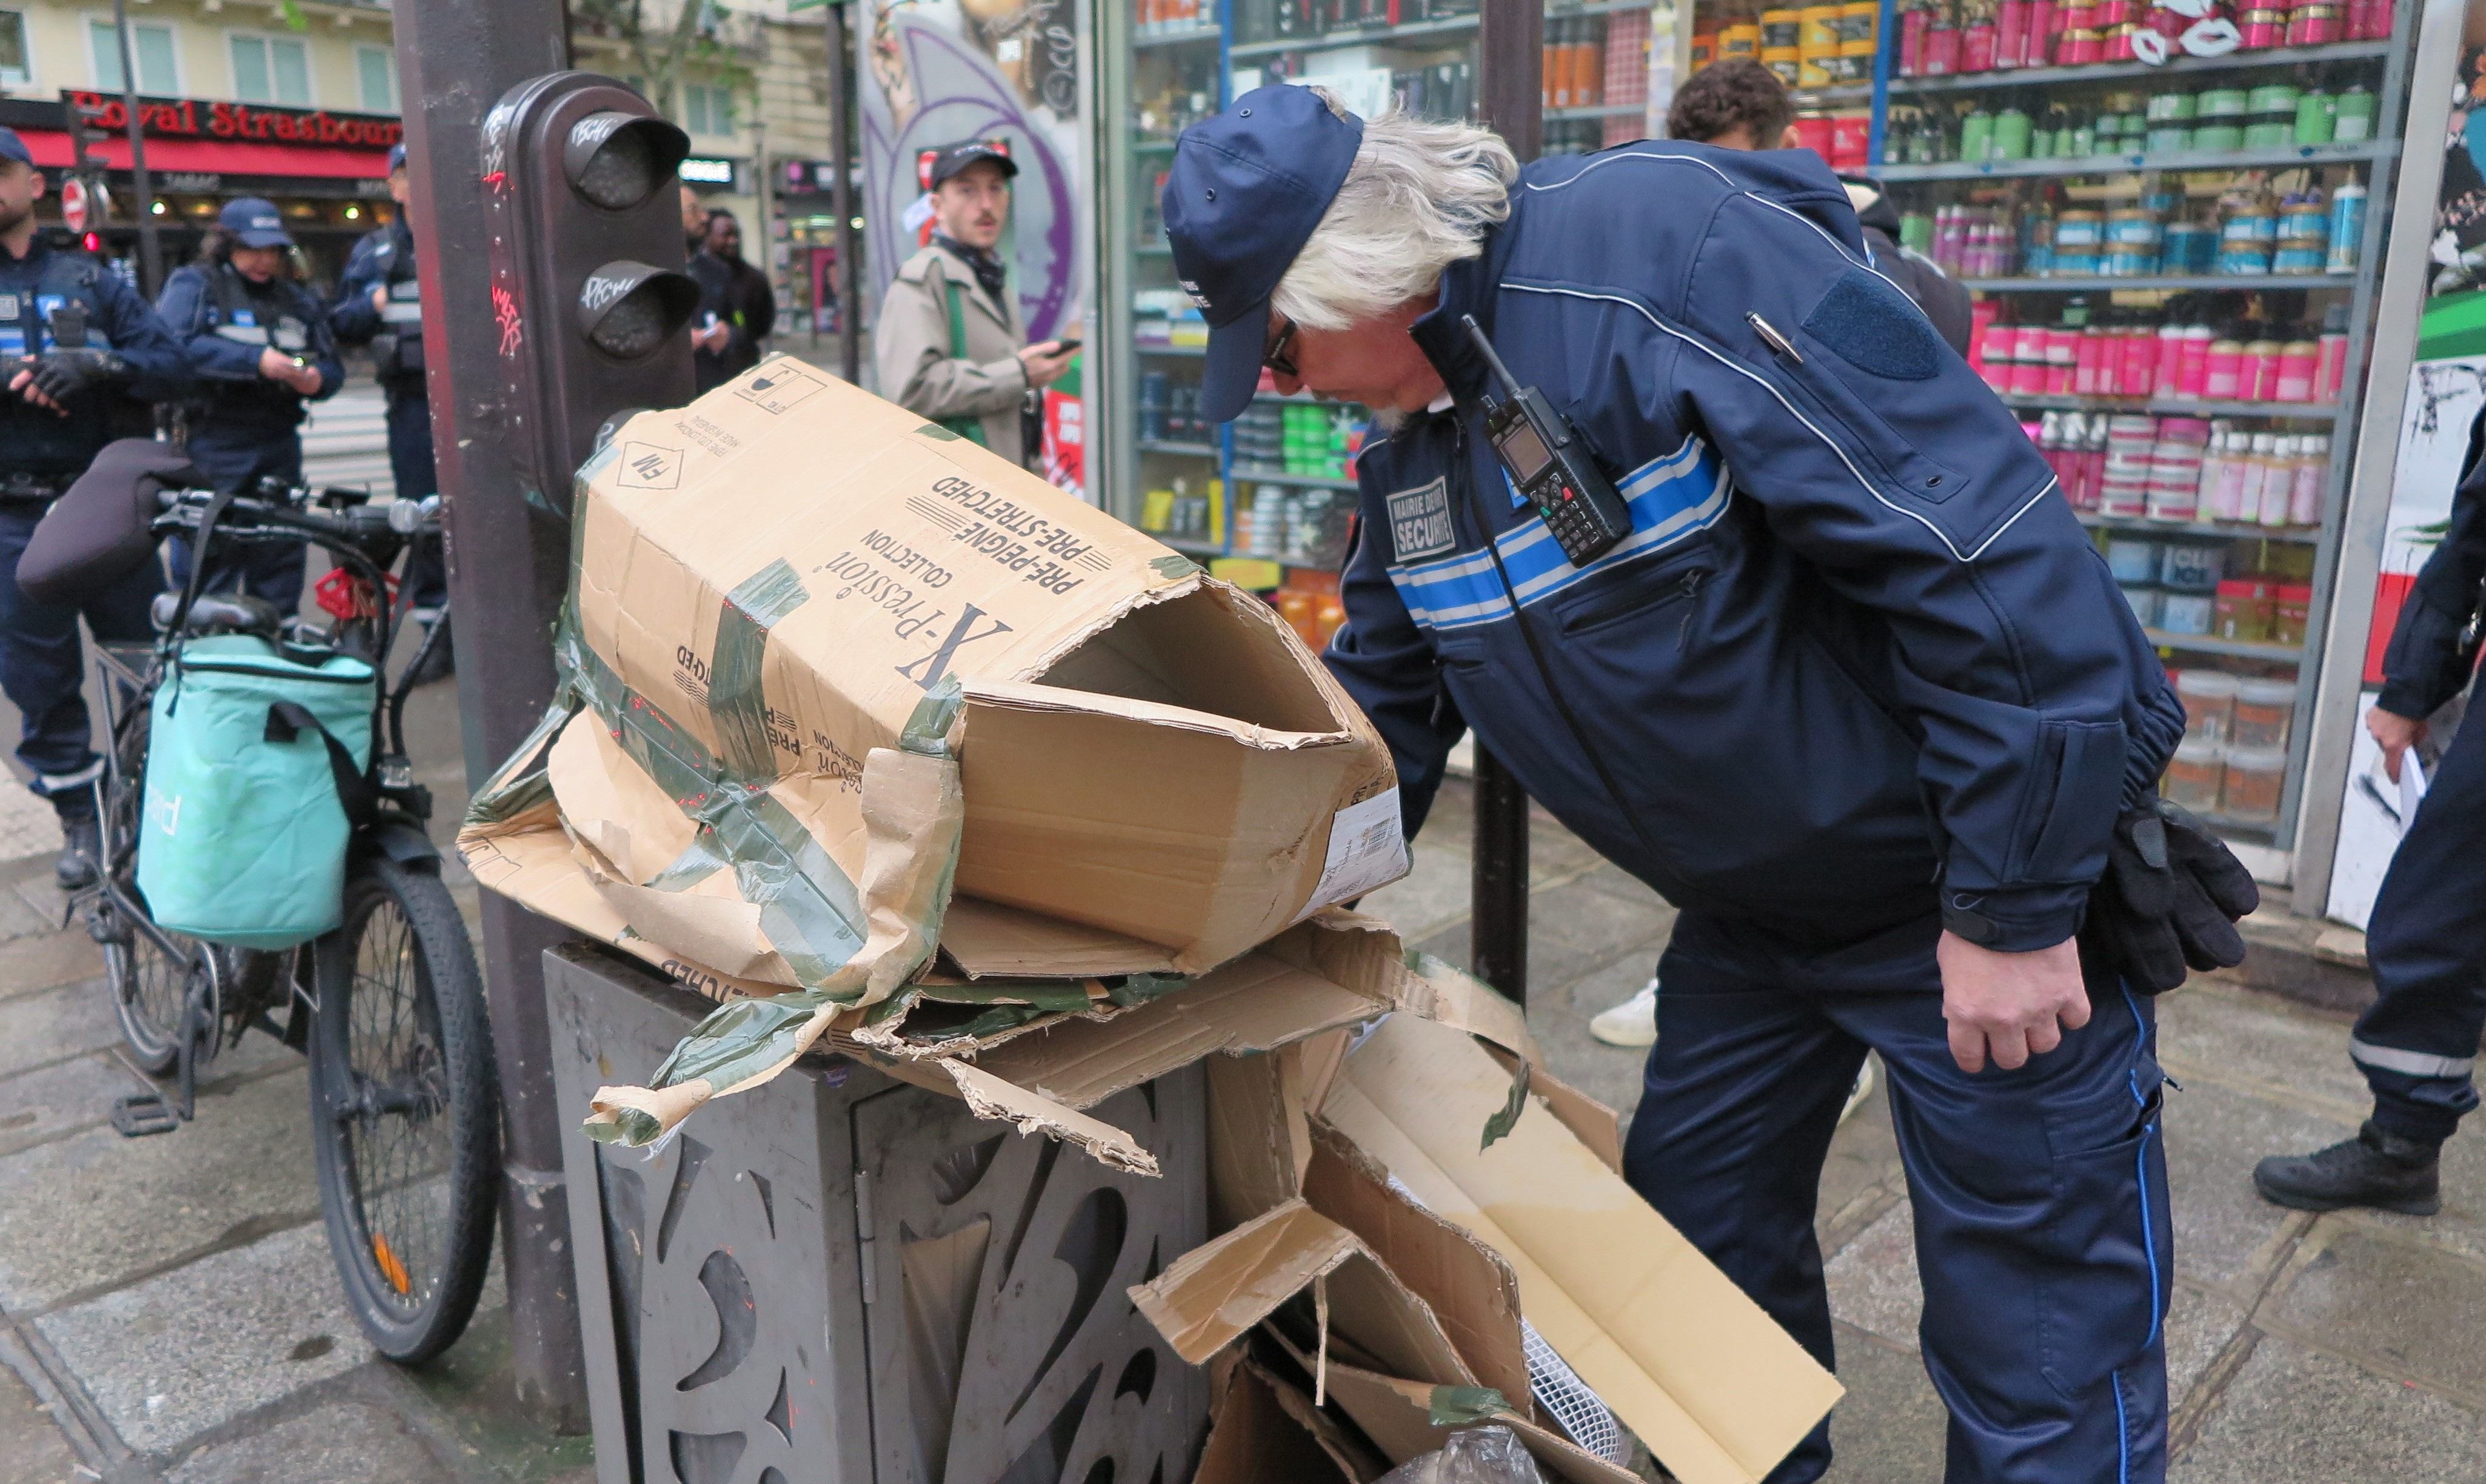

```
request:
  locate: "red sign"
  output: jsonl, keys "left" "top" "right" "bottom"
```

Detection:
{"left": 62, "top": 91, "right": 403, "bottom": 152}
{"left": 58, "top": 176, "right": 88, "bottom": 233}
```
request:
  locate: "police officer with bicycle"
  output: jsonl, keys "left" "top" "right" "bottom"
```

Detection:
{"left": 0, "top": 126, "right": 190, "bottom": 891}
{"left": 156, "top": 197, "right": 343, "bottom": 613}
{"left": 332, "top": 145, "right": 449, "bottom": 683}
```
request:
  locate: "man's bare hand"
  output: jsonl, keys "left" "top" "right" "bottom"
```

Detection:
{"left": 370, "top": 284, "right": 389, "bottom": 313}
{"left": 1938, "top": 932, "right": 2091, "bottom": 1073}
{"left": 8, "top": 365, "right": 66, "bottom": 415}
{"left": 258, "top": 346, "right": 298, "bottom": 383}
{"left": 1018, "top": 340, "right": 1075, "bottom": 388}
{"left": 2368, "top": 705, "right": 2427, "bottom": 784}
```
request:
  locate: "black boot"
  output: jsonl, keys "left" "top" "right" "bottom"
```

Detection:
{"left": 53, "top": 807, "right": 99, "bottom": 893}
{"left": 2253, "top": 1120, "right": 2442, "bottom": 1215}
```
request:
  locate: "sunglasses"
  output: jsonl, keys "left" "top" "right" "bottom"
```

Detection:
{"left": 1263, "top": 311, "right": 1300, "bottom": 379}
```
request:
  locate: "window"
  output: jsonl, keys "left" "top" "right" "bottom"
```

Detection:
{"left": 355, "top": 44, "right": 396, "bottom": 113}
{"left": 682, "top": 83, "right": 737, "bottom": 138}
{"left": 0, "top": 12, "right": 28, "bottom": 87}
{"left": 89, "top": 19, "right": 178, "bottom": 94}
{"left": 229, "top": 33, "right": 312, "bottom": 106}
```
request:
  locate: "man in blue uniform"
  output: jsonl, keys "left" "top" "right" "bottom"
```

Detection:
{"left": 1164, "top": 89, "right": 2256, "bottom": 1483}
{"left": 0, "top": 127, "right": 190, "bottom": 888}
{"left": 332, "top": 145, "right": 448, "bottom": 681}
{"left": 156, "top": 197, "right": 342, "bottom": 611}
{"left": 2254, "top": 406, "right": 2486, "bottom": 1215}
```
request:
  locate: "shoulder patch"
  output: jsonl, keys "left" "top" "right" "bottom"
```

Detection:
{"left": 1802, "top": 267, "right": 1942, "bottom": 381}
{"left": 1385, "top": 478, "right": 1455, "bottom": 563}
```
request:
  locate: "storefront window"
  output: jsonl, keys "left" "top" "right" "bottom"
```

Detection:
{"left": 89, "top": 19, "right": 179, "bottom": 95}
{"left": 356, "top": 45, "right": 398, "bottom": 113}
{"left": 230, "top": 34, "right": 313, "bottom": 107}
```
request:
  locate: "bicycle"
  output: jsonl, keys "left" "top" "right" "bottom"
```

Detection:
{"left": 71, "top": 473, "right": 497, "bottom": 1366}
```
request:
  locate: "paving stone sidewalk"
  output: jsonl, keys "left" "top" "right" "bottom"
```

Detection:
{"left": 1358, "top": 780, "right": 2486, "bottom": 1483}
{"left": 3, "top": 686, "right": 2482, "bottom": 1480}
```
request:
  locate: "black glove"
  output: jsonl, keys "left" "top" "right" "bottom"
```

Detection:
{"left": 2081, "top": 799, "right": 2260, "bottom": 994}
{"left": 24, "top": 349, "right": 130, "bottom": 404}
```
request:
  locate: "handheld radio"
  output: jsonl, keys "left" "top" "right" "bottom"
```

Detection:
{"left": 1462, "top": 315, "right": 1632, "bottom": 567}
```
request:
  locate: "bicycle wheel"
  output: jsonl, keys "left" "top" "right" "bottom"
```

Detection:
{"left": 309, "top": 855, "right": 500, "bottom": 1364}
{"left": 94, "top": 704, "right": 196, "bottom": 1076}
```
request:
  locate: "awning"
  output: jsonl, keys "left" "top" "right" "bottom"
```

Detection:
{"left": 12, "top": 128, "right": 388, "bottom": 181}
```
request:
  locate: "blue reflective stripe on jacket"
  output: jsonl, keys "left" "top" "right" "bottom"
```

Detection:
{"left": 1322, "top": 141, "right": 2184, "bottom": 954}
{"left": 0, "top": 239, "right": 191, "bottom": 477}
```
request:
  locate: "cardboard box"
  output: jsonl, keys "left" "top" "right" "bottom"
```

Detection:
{"left": 521, "top": 355, "right": 1401, "bottom": 984}
{"left": 1132, "top": 1007, "right": 1843, "bottom": 1484}
{"left": 559, "top": 906, "right": 1420, "bottom": 1171}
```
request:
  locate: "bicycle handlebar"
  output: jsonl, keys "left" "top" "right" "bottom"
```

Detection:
{"left": 153, "top": 487, "right": 443, "bottom": 545}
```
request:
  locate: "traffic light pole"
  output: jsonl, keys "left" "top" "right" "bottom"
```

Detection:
{"left": 823, "top": 0, "right": 862, "bottom": 383}
{"left": 393, "top": 0, "right": 590, "bottom": 1432}
{"left": 106, "top": 0, "right": 161, "bottom": 295}
{"left": 1468, "top": 0, "right": 1542, "bottom": 1008}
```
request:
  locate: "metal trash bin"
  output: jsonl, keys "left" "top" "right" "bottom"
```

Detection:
{"left": 544, "top": 945, "right": 1210, "bottom": 1484}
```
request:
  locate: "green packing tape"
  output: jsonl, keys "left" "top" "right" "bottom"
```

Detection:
{"left": 1426, "top": 1386, "right": 1511, "bottom": 1428}
{"left": 550, "top": 598, "right": 872, "bottom": 989}
{"left": 645, "top": 986, "right": 840, "bottom": 1094}
{"left": 709, "top": 559, "right": 809, "bottom": 779}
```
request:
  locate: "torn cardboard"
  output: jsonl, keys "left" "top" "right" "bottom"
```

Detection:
{"left": 1196, "top": 1355, "right": 1378, "bottom": 1484}
{"left": 576, "top": 909, "right": 1408, "bottom": 1160}
{"left": 1320, "top": 1013, "right": 1843, "bottom": 1484}
{"left": 1128, "top": 1198, "right": 1474, "bottom": 1391}
{"left": 520, "top": 355, "right": 1402, "bottom": 980}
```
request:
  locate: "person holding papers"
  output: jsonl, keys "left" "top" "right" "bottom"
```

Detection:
{"left": 2257, "top": 406, "right": 2486, "bottom": 1215}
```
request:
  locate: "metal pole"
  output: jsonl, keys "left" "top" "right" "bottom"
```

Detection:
{"left": 393, "top": 0, "right": 590, "bottom": 1433}
{"left": 1471, "top": 750, "right": 1532, "bottom": 1004}
{"left": 107, "top": 0, "right": 161, "bottom": 295}
{"left": 1467, "top": 0, "right": 1541, "bottom": 1004}
{"left": 824, "top": 0, "right": 861, "bottom": 383}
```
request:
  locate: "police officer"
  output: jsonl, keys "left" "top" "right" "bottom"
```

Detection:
{"left": 1164, "top": 89, "right": 2254, "bottom": 1483}
{"left": 156, "top": 198, "right": 343, "bottom": 611}
{"left": 2254, "top": 405, "right": 2486, "bottom": 1215}
{"left": 332, "top": 145, "right": 448, "bottom": 681}
{"left": 0, "top": 126, "right": 190, "bottom": 888}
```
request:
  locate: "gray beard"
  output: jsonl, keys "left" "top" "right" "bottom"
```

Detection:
{"left": 1370, "top": 404, "right": 1408, "bottom": 434}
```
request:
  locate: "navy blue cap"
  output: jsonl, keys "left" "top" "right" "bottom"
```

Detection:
{"left": 219, "top": 196, "right": 292, "bottom": 249}
{"left": 387, "top": 142, "right": 407, "bottom": 173}
{"left": 1163, "top": 85, "right": 1363, "bottom": 423}
{"left": 0, "top": 126, "right": 32, "bottom": 168}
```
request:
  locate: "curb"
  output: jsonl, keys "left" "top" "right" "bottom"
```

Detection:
{"left": 2205, "top": 908, "right": 2374, "bottom": 1017}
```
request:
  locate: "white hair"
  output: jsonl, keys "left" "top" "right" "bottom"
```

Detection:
{"left": 1271, "top": 93, "right": 1519, "bottom": 332}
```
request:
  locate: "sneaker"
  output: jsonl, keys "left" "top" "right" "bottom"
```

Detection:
{"left": 1839, "top": 1056, "right": 1877, "bottom": 1126}
{"left": 1589, "top": 977, "right": 1659, "bottom": 1048}
{"left": 53, "top": 809, "right": 99, "bottom": 892}
{"left": 2253, "top": 1120, "right": 2442, "bottom": 1215}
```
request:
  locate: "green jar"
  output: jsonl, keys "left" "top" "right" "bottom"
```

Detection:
{"left": 2294, "top": 90, "right": 2335, "bottom": 145}
{"left": 2193, "top": 123, "right": 2246, "bottom": 153}
{"left": 2333, "top": 84, "right": 2376, "bottom": 143}
{"left": 1994, "top": 108, "right": 2034, "bottom": 160}
{"left": 1960, "top": 109, "right": 1994, "bottom": 161}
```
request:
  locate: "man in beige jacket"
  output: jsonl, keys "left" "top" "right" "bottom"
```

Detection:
{"left": 874, "top": 141, "right": 1075, "bottom": 467}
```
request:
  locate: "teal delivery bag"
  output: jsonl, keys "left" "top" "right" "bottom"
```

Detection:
{"left": 136, "top": 635, "right": 377, "bottom": 949}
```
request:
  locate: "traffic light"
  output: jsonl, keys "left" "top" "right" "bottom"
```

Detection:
{"left": 481, "top": 72, "right": 700, "bottom": 515}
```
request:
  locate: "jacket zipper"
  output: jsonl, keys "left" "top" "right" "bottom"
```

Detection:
{"left": 1676, "top": 570, "right": 1707, "bottom": 653}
